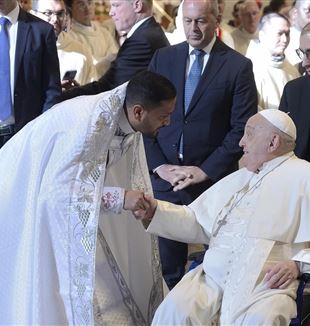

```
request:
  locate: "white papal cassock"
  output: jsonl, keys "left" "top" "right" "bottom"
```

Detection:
{"left": 0, "top": 83, "right": 162, "bottom": 325}
{"left": 148, "top": 153, "right": 310, "bottom": 325}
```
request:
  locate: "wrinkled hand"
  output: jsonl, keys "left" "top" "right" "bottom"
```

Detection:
{"left": 156, "top": 164, "right": 188, "bottom": 186}
{"left": 61, "top": 79, "right": 80, "bottom": 92}
{"left": 265, "top": 260, "right": 299, "bottom": 289}
{"left": 132, "top": 194, "right": 157, "bottom": 221}
{"left": 172, "top": 166, "right": 208, "bottom": 191}
{"left": 123, "top": 190, "right": 146, "bottom": 211}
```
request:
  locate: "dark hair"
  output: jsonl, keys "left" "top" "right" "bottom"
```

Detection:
{"left": 64, "top": 0, "right": 72, "bottom": 9}
{"left": 263, "top": 0, "right": 286, "bottom": 14}
{"left": 259, "top": 12, "right": 290, "bottom": 31}
{"left": 125, "top": 71, "right": 176, "bottom": 111}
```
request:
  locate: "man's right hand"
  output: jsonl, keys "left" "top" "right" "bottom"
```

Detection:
{"left": 156, "top": 164, "right": 189, "bottom": 186}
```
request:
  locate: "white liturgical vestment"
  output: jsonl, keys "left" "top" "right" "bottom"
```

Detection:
{"left": 148, "top": 153, "right": 310, "bottom": 325}
{"left": 246, "top": 40, "right": 300, "bottom": 110}
{"left": 230, "top": 28, "right": 258, "bottom": 55}
{"left": 57, "top": 32, "right": 98, "bottom": 85}
{"left": 69, "top": 20, "right": 119, "bottom": 76}
{"left": 0, "top": 83, "right": 162, "bottom": 325}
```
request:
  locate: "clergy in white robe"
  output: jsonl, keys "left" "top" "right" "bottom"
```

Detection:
{"left": 230, "top": 0, "right": 260, "bottom": 55}
{"left": 57, "top": 31, "right": 98, "bottom": 85}
{"left": 0, "top": 71, "right": 176, "bottom": 325}
{"left": 69, "top": 19, "right": 119, "bottom": 76}
{"left": 246, "top": 13, "right": 300, "bottom": 111}
{"left": 132, "top": 109, "right": 310, "bottom": 325}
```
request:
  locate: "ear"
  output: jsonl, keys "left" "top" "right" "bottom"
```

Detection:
{"left": 132, "top": 104, "right": 145, "bottom": 121}
{"left": 133, "top": 0, "right": 143, "bottom": 13}
{"left": 268, "top": 134, "right": 280, "bottom": 153}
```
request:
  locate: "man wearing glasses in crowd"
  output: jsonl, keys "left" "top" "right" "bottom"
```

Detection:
{"left": 0, "top": 0, "right": 61, "bottom": 148}
{"left": 280, "top": 22, "right": 310, "bottom": 162}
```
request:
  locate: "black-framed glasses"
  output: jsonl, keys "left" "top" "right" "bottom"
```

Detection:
{"left": 35, "top": 10, "right": 66, "bottom": 19}
{"left": 296, "top": 48, "right": 310, "bottom": 60}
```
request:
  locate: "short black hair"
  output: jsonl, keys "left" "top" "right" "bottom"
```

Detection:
{"left": 125, "top": 71, "right": 176, "bottom": 111}
{"left": 64, "top": 0, "right": 72, "bottom": 8}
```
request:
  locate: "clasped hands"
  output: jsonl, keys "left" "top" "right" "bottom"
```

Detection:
{"left": 156, "top": 164, "right": 208, "bottom": 191}
{"left": 123, "top": 190, "right": 157, "bottom": 220}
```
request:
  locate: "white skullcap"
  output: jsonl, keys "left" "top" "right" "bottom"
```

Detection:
{"left": 259, "top": 109, "right": 296, "bottom": 140}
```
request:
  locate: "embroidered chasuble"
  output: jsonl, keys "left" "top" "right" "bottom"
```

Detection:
{"left": 0, "top": 83, "right": 162, "bottom": 325}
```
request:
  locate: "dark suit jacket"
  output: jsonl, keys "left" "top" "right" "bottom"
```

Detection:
{"left": 14, "top": 9, "right": 61, "bottom": 131}
{"left": 279, "top": 75, "right": 310, "bottom": 161}
{"left": 145, "top": 39, "right": 257, "bottom": 205}
{"left": 61, "top": 17, "right": 169, "bottom": 100}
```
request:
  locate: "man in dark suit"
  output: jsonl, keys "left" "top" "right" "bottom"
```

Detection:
{"left": 0, "top": 0, "right": 61, "bottom": 148}
{"left": 61, "top": 0, "right": 169, "bottom": 100}
{"left": 279, "top": 23, "right": 310, "bottom": 161}
{"left": 144, "top": 0, "right": 257, "bottom": 289}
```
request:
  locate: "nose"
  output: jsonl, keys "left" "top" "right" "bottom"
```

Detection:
{"left": 239, "top": 135, "right": 245, "bottom": 148}
{"left": 109, "top": 7, "right": 114, "bottom": 17}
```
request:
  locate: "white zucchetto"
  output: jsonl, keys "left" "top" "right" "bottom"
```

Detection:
{"left": 259, "top": 109, "right": 296, "bottom": 140}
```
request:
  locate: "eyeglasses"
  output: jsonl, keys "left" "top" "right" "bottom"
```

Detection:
{"left": 296, "top": 48, "right": 310, "bottom": 60}
{"left": 35, "top": 10, "right": 66, "bottom": 20}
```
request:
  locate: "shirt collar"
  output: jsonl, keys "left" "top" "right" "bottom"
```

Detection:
{"left": 257, "top": 152, "right": 295, "bottom": 174}
{"left": 119, "top": 107, "right": 135, "bottom": 134}
{"left": 0, "top": 4, "right": 19, "bottom": 25}
{"left": 188, "top": 34, "right": 216, "bottom": 55}
{"left": 127, "top": 16, "right": 151, "bottom": 38}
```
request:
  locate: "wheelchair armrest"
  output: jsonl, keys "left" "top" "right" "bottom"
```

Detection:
{"left": 300, "top": 273, "right": 310, "bottom": 284}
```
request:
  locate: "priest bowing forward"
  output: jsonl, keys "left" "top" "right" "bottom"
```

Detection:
{"left": 0, "top": 71, "right": 176, "bottom": 325}
{"left": 131, "top": 109, "right": 310, "bottom": 325}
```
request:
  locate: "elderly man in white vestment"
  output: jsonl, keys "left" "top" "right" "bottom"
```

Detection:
{"left": 0, "top": 71, "right": 176, "bottom": 325}
{"left": 130, "top": 109, "right": 310, "bottom": 325}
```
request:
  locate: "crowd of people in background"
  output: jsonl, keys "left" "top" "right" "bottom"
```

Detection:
{"left": 1, "top": 0, "right": 310, "bottom": 324}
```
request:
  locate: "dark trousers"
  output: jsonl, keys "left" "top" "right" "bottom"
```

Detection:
{"left": 158, "top": 236, "right": 188, "bottom": 290}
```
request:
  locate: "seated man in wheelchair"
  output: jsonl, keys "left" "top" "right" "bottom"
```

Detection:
{"left": 128, "top": 110, "right": 310, "bottom": 325}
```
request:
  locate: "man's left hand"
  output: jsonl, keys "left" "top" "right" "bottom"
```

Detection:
{"left": 265, "top": 260, "right": 299, "bottom": 289}
{"left": 172, "top": 166, "right": 208, "bottom": 191}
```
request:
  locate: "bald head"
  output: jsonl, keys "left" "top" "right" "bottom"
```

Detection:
{"left": 183, "top": 0, "right": 219, "bottom": 49}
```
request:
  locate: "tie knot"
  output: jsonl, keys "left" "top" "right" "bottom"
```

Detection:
{"left": 0, "top": 16, "right": 9, "bottom": 28}
{"left": 192, "top": 49, "right": 205, "bottom": 58}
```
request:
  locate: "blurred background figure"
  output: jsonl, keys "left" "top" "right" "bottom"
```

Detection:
{"left": 230, "top": 0, "right": 261, "bottom": 54}
{"left": 32, "top": 0, "right": 98, "bottom": 87}
{"left": 246, "top": 12, "right": 299, "bottom": 110}
{"left": 227, "top": 0, "right": 244, "bottom": 29}
{"left": 17, "top": 0, "right": 32, "bottom": 11}
{"left": 285, "top": 0, "right": 310, "bottom": 68}
{"left": 263, "top": 0, "right": 290, "bottom": 15}
{"left": 65, "top": 0, "right": 119, "bottom": 76}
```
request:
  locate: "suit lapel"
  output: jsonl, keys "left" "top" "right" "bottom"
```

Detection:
{"left": 15, "top": 10, "right": 30, "bottom": 84}
{"left": 186, "top": 39, "right": 228, "bottom": 115}
{"left": 175, "top": 42, "right": 189, "bottom": 117}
